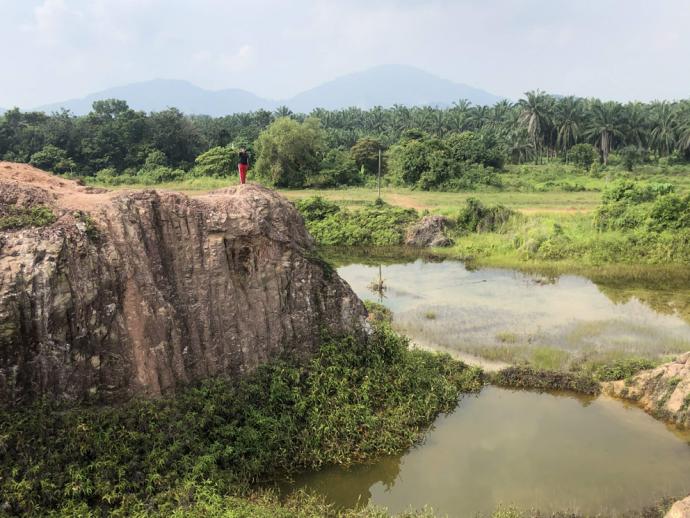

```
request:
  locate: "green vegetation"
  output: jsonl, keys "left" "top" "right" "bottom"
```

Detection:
{"left": 3, "top": 92, "right": 690, "bottom": 191}
{"left": 0, "top": 327, "right": 481, "bottom": 516}
{"left": 491, "top": 366, "right": 600, "bottom": 395}
{"left": 387, "top": 130, "right": 503, "bottom": 190}
{"left": 294, "top": 177, "right": 690, "bottom": 267}
{"left": 0, "top": 204, "right": 56, "bottom": 230}
{"left": 297, "top": 196, "right": 417, "bottom": 246}
{"left": 254, "top": 117, "right": 326, "bottom": 187}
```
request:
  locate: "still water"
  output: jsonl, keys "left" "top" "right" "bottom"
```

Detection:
{"left": 290, "top": 387, "right": 690, "bottom": 516}
{"left": 338, "top": 259, "right": 690, "bottom": 362}
{"left": 285, "top": 258, "right": 690, "bottom": 515}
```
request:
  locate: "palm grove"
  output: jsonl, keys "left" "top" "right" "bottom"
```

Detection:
{"left": 2, "top": 91, "right": 690, "bottom": 190}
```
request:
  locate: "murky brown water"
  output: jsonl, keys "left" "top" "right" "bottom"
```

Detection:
{"left": 288, "top": 387, "right": 690, "bottom": 516}
{"left": 337, "top": 259, "right": 690, "bottom": 363}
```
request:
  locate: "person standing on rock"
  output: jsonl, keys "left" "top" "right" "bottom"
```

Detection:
{"left": 238, "top": 147, "right": 250, "bottom": 184}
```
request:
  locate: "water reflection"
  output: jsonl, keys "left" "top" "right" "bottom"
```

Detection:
{"left": 337, "top": 258, "right": 690, "bottom": 362}
{"left": 289, "top": 387, "right": 690, "bottom": 517}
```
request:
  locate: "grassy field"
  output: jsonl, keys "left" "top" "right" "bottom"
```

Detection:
{"left": 86, "top": 176, "right": 602, "bottom": 212}
{"left": 281, "top": 187, "right": 601, "bottom": 213}
{"left": 87, "top": 163, "right": 690, "bottom": 215}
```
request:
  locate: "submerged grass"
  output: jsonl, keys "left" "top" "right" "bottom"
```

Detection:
{"left": 0, "top": 327, "right": 482, "bottom": 517}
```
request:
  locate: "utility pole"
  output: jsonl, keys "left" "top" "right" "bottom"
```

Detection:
{"left": 377, "top": 148, "right": 382, "bottom": 200}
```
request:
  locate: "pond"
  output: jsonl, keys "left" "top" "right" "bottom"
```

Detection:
{"left": 337, "top": 258, "right": 690, "bottom": 368}
{"left": 289, "top": 387, "right": 690, "bottom": 516}
{"left": 283, "top": 256, "right": 690, "bottom": 514}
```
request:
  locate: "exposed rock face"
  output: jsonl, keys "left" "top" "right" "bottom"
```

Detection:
{"left": 404, "top": 215, "right": 453, "bottom": 248}
{"left": 0, "top": 163, "right": 367, "bottom": 405}
{"left": 666, "top": 496, "right": 690, "bottom": 518}
{"left": 603, "top": 352, "right": 690, "bottom": 427}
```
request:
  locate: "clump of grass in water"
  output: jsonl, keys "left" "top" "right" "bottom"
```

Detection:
{"left": 491, "top": 366, "right": 600, "bottom": 395}
{"left": 0, "top": 326, "right": 482, "bottom": 516}
{"left": 496, "top": 331, "right": 519, "bottom": 344}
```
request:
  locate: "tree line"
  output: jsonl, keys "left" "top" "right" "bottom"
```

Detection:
{"left": 1, "top": 92, "right": 689, "bottom": 189}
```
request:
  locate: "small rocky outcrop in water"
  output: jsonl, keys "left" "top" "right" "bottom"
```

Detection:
{"left": 0, "top": 162, "right": 367, "bottom": 405}
{"left": 603, "top": 352, "right": 690, "bottom": 427}
{"left": 404, "top": 215, "right": 453, "bottom": 247}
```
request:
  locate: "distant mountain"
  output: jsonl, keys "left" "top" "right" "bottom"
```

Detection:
{"left": 36, "top": 79, "right": 276, "bottom": 116}
{"left": 33, "top": 65, "right": 501, "bottom": 116}
{"left": 285, "top": 64, "right": 501, "bottom": 111}
{"left": 0, "top": 107, "right": 5, "bottom": 115}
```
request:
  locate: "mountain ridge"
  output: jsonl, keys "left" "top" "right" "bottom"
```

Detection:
{"left": 32, "top": 65, "right": 501, "bottom": 116}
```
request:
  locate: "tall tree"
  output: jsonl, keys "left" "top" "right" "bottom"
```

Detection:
{"left": 585, "top": 100, "right": 623, "bottom": 165}
{"left": 518, "top": 90, "right": 552, "bottom": 164}
{"left": 553, "top": 96, "right": 583, "bottom": 159}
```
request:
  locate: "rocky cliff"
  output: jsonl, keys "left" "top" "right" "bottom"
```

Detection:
{"left": 0, "top": 163, "right": 367, "bottom": 405}
{"left": 604, "top": 352, "right": 690, "bottom": 428}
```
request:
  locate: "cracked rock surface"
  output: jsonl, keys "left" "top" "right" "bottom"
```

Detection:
{"left": 0, "top": 163, "right": 367, "bottom": 405}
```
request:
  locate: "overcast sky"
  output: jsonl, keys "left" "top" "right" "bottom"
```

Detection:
{"left": 1, "top": 0, "right": 689, "bottom": 108}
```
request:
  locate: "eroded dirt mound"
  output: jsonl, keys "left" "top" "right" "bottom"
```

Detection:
{"left": 0, "top": 162, "right": 367, "bottom": 405}
{"left": 404, "top": 215, "right": 453, "bottom": 247}
{"left": 604, "top": 352, "right": 690, "bottom": 427}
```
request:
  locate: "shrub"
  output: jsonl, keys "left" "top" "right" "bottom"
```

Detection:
{"left": 601, "top": 181, "right": 674, "bottom": 204}
{"left": 592, "top": 358, "right": 657, "bottom": 381}
{"left": 457, "top": 198, "right": 515, "bottom": 233}
{"left": 294, "top": 196, "right": 340, "bottom": 222}
{"left": 620, "top": 145, "right": 641, "bottom": 171}
{"left": 0, "top": 328, "right": 481, "bottom": 515}
{"left": 594, "top": 181, "right": 681, "bottom": 232}
{"left": 491, "top": 366, "right": 600, "bottom": 395}
{"left": 0, "top": 205, "right": 56, "bottom": 230}
{"left": 350, "top": 137, "right": 386, "bottom": 176}
{"left": 646, "top": 194, "right": 690, "bottom": 232}
{"left": 136, "top": 166, "right": 185, "bottom": 183}
{"left": 569, "top": 143, "right": 598, "bottom": 170}
{"left": 254, "top": 117, "right": 325, "bottom": 188}
{"left": 192, "top": 145, "right": 236, "bottom": 177}
{"left": 29, "top": 145, "right": 76, "bottom": 174}
{"left": 304, "top": 202, "right": 418, "bottom": 246}
{"left": 308, "top": 149, "right": 361, "bottom": 188}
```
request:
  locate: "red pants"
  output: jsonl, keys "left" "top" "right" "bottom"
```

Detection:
{"left": 238, "top": 163, "right": 248, "bottom": 184}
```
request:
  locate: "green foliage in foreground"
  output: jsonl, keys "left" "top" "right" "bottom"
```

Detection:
{"left": 0, "top": 204, "right": 56, "bottom": 230}
{"left": 0, "top": 328, "right": 482, "bottom": 517}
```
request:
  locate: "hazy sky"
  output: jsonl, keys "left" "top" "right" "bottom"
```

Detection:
{"left": 1, "top": 0, "right": 689, "bottom": 108}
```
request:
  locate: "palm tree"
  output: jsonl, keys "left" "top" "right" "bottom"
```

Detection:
{"left": 391, "top": 104, "right": 412, "bottom": 135}
{"left": 467, "top": 105, "right": 491, "bottom": 131}
{"left": 365, "top": 106, "right": 387, "bottom": 135}
{"left": 649, "top": 101, "right": 678, "bottom": 157}
{"left": 553, "top": 96, "right": 583, "bottom": 160}
{"left": 489, "top": 100, "right": 513, "bottom": 130}
{"left": 584, "top": 100, "right": 624, "bottom": 165}
{"left": 518, "top": 90, "right": 553, "bottom": 164}
{"left": 273, "top": 105, "right": 293, "bottom": 118}
{"left": 508, "top": 126, "right": 534, "bottom": 164}
{"left": 310, "top": 108, "right": 332, "bottom": 128}
{"left": 621, "top": 102, "right": 648, "bottom": 150}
